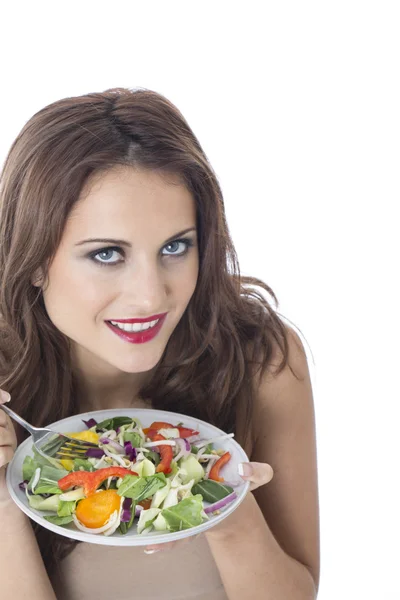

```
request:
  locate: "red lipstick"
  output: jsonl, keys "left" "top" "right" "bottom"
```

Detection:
{"left": 108, "top": 312, "right": 167, "bottom": 324}
{"left": 105, "top": 313, "right": 167, "bottom": 344}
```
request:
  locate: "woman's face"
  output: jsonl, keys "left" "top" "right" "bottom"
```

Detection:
{"left": 38, "top": 166, "right": 199, "bottom": 377}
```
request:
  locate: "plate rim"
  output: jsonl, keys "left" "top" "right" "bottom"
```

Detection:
{"left": 7, "top": 407, "right": 250, "bottom": 546}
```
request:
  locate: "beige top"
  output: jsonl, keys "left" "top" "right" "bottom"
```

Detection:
{"left": 49, "top": 392, "right": 256, "bottom": 599}
{"left": 51, "top": 533, "right": 228, "bottom": 600}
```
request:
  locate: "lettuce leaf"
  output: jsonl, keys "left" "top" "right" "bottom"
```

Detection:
{"left": 22, "top": 456, "right": 37, "bottom": 481}
{"left": 161, "top": 495, "right": 204, "bottom": 531}
{"left": 95, "top": 416, "right": 133, "bottom": 431}
{"left": 44, "top": 515, "right": 74, "bottom": 526}
{"left": 192, "top": 480, "right": 233, "bottom": 503}
{"left": 117, "top": 473, "right": 166, "bottom": 502}
{"left": 29, "top": 465, "right": 68, "bottom": 495}
{"left": 28, "top": 493, "right": 60, "bottom": 512}
{"left": 57, "top": 499, "right": 76, "bottom": 517}
{"left": 73, "top": 458, "right": 94, "bottom": 472}
{"left": 123, "top": 432, "right": 142, "bottom": 448}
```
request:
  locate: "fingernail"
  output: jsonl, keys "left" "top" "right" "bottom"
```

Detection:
{"left": 144, "top": 548, "right": 160, "bottom": 554}
{"left": 238, "top": 462, "right": 253, "bottom": 477}
{"left": 0, "top": 390, "right": 11, "bottom": 403}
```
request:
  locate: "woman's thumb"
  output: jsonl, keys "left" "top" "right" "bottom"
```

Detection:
{"left": 0, "top": 389, "right": 11, "bottom": 404}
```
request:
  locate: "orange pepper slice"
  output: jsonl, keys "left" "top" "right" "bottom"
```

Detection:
{"left": 75, "top": 489, "right": 121, "bottom": 528}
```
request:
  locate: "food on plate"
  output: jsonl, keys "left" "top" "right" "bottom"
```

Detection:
{"left": 19, "top": 416, "right": 240, "bottom": 536}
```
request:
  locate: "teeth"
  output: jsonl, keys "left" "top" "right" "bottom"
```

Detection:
{"left": 110, "top": 319, "right": 160, "bottom": 333}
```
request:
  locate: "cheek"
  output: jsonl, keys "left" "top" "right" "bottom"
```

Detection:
{"left": 43, "top": 261, "right": 113, "bottom": 326}
{"left": 171, "top": 257, "right": 199, "bottom": 301}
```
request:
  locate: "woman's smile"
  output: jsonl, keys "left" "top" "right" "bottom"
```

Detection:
{"left": 104, "top": 313, "right": 168, "bottom": 344}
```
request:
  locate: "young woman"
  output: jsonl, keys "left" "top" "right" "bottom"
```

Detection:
{"left": 0, "top": 87, "right": 319, "bottom": 599}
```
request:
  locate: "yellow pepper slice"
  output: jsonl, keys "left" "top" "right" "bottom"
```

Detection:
{"left": 60, "top": 459, "right": 74, "bottom": 471}
{"left": 65, "top": 430, "right": 100, "bottom": 444}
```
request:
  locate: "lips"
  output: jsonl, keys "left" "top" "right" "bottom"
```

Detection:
{"left": 108, "top": 312, "right": 168, "bottom": 324}
{"left": 105, "top": 313, "right": 167, "bottom": 344}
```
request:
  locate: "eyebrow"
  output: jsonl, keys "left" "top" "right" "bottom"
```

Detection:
{"left": 74, "top": 227, "right": 197, "bottom": 247}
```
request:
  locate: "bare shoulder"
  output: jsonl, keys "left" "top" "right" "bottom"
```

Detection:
{"left": 253, "top": 325, "right": 312, "bottom": 414}
{"left": 249, "top": 324, "right": 320, "bottom": 589}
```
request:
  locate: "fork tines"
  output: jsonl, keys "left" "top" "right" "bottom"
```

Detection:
{"left": 56, "top": 441, "right": 94, "bottom": 459}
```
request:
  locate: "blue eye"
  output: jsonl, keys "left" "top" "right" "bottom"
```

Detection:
{"left": 88, "top": 238, "right": 194, "bottom": 267}
{"left": 162, "top": 238, "right": 194, "bottom": 257}
{"left": 90, "top": 247, "right": 123, "bottom": 266}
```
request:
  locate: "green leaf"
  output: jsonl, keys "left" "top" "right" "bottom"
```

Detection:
{"left": 117, "top": 473, "right": 166, "bottom": 501}
{"left": 168, "top": 460, "right": 178, "bottom": 477}
{"left": 161, "top": 495, "right": 205, "bottom": 531}
{"left": 34, "top": 484, "right": 64, "bottom": 495}
{"left": 192, "top": 480, "right": 233, "bottom": 503}
{"left": 44, "top": 515, "right": 74, "bottom": 526}
{"left": 135, "top": 473, "right": 166, "bottom": 503}
{"left": 116, "top": 475, "right": 143, "bottom": 498}
{"left": 28, "top": 493, "right": 60, "bottom": 512}
{"left": 123, "top": 432, "right": 142, "bottom": 448}
{"left": 22, "top": 456, "right": 37, "bottom": 481}
{"left": 146, "top": 450, "right": 160, "bottom": 466}
{"left": 73, "top": 458, "right": 94, "bottom": 472}
{"left": 95, "top": 417, "right": 134, "bottom": 431}
{"left": 57, "top": 499, "right": 76, "bottom": 517}
{"left": 30, "top": 465, "right": 68, "bottom": 495}
{"left": 32, "top": 447, "right": 63, "bottom": 469}
{"left": 191, "top": 443, "right": 213, "bottom": 454}
{"left": 118, "top": 500, "right": 136, "bottom": 535}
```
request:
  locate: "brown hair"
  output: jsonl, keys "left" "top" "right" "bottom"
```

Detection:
{"left": 0, "top": 87, "right": 293, "bottom": 577}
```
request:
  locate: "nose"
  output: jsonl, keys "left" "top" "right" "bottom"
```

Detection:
{"left": 120, "top": 259, "right": 168, "bottom": 315}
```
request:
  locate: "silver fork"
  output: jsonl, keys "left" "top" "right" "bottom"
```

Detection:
{"left": 0, "top": 404, "right": 98, "bottom": 465}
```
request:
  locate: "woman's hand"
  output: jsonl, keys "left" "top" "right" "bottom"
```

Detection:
{"left": 143, "top": 461, "right": 273, "bottom": 554}
{"left": 0, "top": 389, "right": 17, "bottom": 505}
{"left": 237, "top": 461, "right": 274, "bottom": 492}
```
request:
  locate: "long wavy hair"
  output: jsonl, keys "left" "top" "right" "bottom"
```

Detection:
{"left": 0, "top": 87, "right": 294, "bottom": 578}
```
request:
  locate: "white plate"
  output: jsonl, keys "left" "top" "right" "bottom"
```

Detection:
{"left": 6, "top": 408, "right": 250, "bottom": 546}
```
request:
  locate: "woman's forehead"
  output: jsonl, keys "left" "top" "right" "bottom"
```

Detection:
{"left": 63, "top": 167, "right": 197, "bottom": 243}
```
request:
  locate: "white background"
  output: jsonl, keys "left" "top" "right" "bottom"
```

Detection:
{"left": 1, "top": 2, "right": 399, "bottom": 598}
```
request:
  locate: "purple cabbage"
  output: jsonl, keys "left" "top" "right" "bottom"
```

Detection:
{"left": 124, "top": 441, "right": 137, "bottom": 462}
{"left": 121, "top": 497, "right": 133, "bottom": 522}
{"left": 85, "top": 448, "right": 105, "bottom": 459}
{"left": 82, "top": 418, "right": 98, "bottom": 429}
{"left": 18, "top": 480, "right": 28, "bottom": 492}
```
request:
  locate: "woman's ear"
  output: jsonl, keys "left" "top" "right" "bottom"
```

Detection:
{"left": 31, "top": 268, "right": 44, "bottom": 288}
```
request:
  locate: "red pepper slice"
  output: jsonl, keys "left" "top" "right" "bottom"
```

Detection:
{"left": 58, "top": 466, "right": 137, "bottom": 497}
{"left": 146, "top": 431, "right": 173, "bottom": 474}
{"left": 143, "top": 421, "right": 199, "bottom": 438}
{"left": 208, "top": 452, "right": 232, "bottom": 482}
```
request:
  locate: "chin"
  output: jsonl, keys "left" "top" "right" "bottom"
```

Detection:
{"left": 113, "top": 353, "right": 163, "bottom": 375}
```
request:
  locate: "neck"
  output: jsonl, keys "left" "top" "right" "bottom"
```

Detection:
{"left": 71, "top": 346, "right": 155, "bottom": 412}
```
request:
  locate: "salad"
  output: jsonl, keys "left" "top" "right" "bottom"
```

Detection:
{"left": 19, "top": 416, "right": 239, "bottom": 536}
